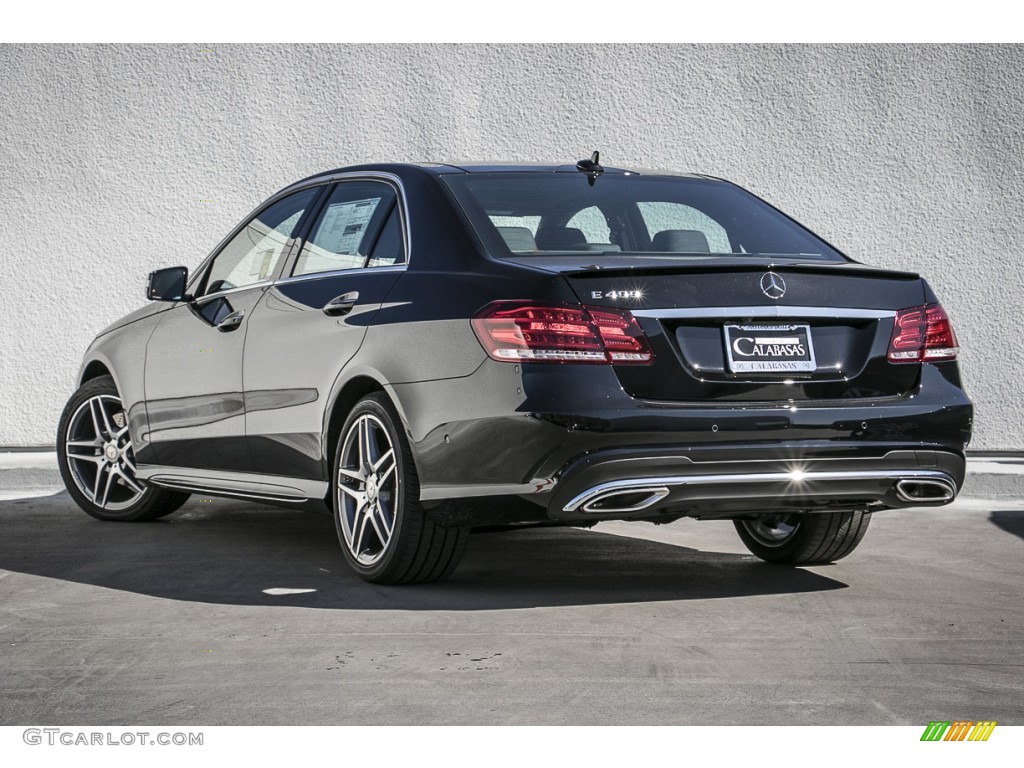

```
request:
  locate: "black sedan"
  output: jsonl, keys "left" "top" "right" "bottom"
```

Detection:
{"left": 57, "top": 156, "right": 973, "bottom": 583}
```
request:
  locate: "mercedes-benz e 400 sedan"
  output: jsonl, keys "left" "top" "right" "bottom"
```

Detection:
{"left": 58, "top": 157, "right": 973, "bottom": 583}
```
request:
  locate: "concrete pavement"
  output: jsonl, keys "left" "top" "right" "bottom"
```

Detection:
{"left": 1, "top": 483, "right": 1021, "bottom": 725}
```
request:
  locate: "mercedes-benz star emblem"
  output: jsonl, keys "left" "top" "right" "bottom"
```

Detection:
{"left": 760, "top": 271, "right": 786, "bottom": 300}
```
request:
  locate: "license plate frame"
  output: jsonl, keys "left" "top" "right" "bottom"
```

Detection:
{"left": 723, "top": 323, "right": 817, "bottom": 374}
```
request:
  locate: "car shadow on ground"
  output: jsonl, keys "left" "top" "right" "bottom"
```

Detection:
{"left": 990, "top": 510, "right": 1024, "bottom": 542}
{"left": 0, "top": 493, "right": 848, "bottom": 610}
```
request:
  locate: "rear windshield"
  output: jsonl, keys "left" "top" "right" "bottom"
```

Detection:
{"left": 442, "top": 173, "right": 845, "bottom": 262}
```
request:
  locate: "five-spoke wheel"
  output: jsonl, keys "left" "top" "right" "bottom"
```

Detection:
{"left": 64, "top": 393, "right": 145, "bottom": 511}
{"left": 337, "top": 413, "right": 399, "bottom": 566}
{"left": 57, "top": 375, "right": 189, "bottom": 521}
{"left": 333, "top": 394, "right": 468, "bottom": 584}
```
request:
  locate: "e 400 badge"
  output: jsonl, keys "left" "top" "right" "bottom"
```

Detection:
{"left": 591, "top": 290, "right": 643, "bottom": 300}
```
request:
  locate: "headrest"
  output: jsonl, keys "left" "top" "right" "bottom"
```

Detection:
{"left": 535, "top": 227, "right": 587, "bottom": 250}
{"left": 651, "top": 229, "right": 710, "bottom": 253}
{"left": 496, "top": 226, "right": 537, "bottom": 252}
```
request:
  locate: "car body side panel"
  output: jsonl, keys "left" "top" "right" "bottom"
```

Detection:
{"left": 243, "top": 271, "right": 403, "bottom": 479}
{"left": 143, "top": 287, "right": 267, "bottom": 471}
{"left": 358, "top": 267, "right": 571, "bottom": 385}
{"left": 77, "top": 309, "right": 165, "bottom": 465}
{"left": 92, "top": 301, "right": 170, "bottom": 340}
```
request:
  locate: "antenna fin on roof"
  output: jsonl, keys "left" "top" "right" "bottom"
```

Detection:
{"left": 576, "top": 151, "right": 604, "bottom": 186}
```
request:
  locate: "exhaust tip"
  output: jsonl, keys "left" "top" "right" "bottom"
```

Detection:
{"left": 581, "top": 487, "right": 670, "bottom": 513}
{"left": 895, "top": 478, "right": 955, "bottom": 503}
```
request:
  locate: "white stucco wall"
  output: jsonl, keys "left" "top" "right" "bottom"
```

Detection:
{"left": 1, "top": 44, "right": 1021, "bottom": 448}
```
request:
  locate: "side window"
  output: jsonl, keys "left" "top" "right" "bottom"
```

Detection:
{"left": 293, "top": 181, "right": 399, "bottom": 277}
{"left": 638, "top": 202, "right": 731, "bottom": 253}
{"left": 201, "top": 188, "right": 319, "bottom": 296}
{"left": 367, "top": 207, "right": 404, "bottom": 268}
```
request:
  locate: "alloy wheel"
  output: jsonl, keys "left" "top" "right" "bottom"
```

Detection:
{"left": 740, "top": 514, "right": 802, "bottom": 548}
{"left": 64, "top": 394, "right": 145, "bottom": 510}
{"left": 337, "top": 413, "right": 399, "bottom": 566}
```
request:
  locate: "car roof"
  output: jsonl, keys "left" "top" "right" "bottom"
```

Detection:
{"left": 286, "top": 161, "right": 711, "bottom": 189}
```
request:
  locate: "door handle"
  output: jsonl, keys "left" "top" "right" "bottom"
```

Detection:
{"left": 216, "top": 309, "right": 245, "bottom": 332}
{"left": 323, "top": 291, "right": 359, "bottom": 317}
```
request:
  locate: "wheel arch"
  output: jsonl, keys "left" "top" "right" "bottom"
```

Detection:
{"left": 323, "top": 370, "right": 412, "bottom": 473}
{"left": 76, "top": 358, "right": 131, "bottom": 434}
{"left": 80, "top": 359, "right": 114, "bottom": 386}
{"left": 78, "top": 356, "right": 127, "bottom": 403}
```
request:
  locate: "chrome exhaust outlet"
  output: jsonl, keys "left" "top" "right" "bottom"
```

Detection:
{"left": 559, "top": 469, "right": 961, "bottom": 516}
{"left": 895, "top": 478, "right": 956, "bottom": 503}
{"left": 580, "top": 486, "right": 670, "bottom": 514}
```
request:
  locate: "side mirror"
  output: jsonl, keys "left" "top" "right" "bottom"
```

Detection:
{"left": 147, "top": 266, "right": 190, "bottom": 302}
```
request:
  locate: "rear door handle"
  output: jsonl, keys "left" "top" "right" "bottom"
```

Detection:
{"left": 216, "top": 309, "right": 245, "bottom": 331}
{"left": 323, "top": 291, "right": 359, "bottom": 316}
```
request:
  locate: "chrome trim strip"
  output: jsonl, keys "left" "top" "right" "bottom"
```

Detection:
{"left": 274, "top": 264, "right": 407, "bottom": 286}
{"left": 632, "top": 306, "right": 897, "bottom": 320}
{"left": 184, "top": 186, "right": 332, "bottom": 296}
{"left": 147, "top": 480, "right": 308, "bottom": 504}
{"left": 286, "top": 171, "right": 412, "bottom": 273}
{"left": 136, "top": 465, "right": 328, "bottom": 501}
{"left": 183, "top": 170, "right": 412, "bottom": 297}
{"left": 562, "top": 469, "right": 957, "bottom": 512}
{"left": 419, "top": 477, "right": 557, "bottom": 500}
{"left": 194, "top": 280, "right": 273, "bottom": 302}
{"left": 583, "top": 449, "right": 957, "bottom": 468}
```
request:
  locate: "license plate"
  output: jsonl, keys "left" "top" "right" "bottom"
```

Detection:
{"left": 724, "top": 324, "right": 816, "bottom": 373}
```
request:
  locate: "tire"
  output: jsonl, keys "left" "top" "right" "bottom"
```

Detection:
{"left": 332, "top": 394, "right": 468, "bottom": 584}
{"left": 733, "top": 510, "right": 871, "bottom": 564}
{"left": 57, "top": 375, "right": 190, "bottom": 522}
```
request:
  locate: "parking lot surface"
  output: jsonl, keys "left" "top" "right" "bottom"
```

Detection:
{"left": 1, "top": 489, "right": 1022, "bottom": 725}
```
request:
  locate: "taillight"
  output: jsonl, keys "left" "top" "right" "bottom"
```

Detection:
{"left": 887, "top": 303, "right": 959, "bottom": 363}
{"left": 471, "top": 301, "right": 654, "bottom": 364}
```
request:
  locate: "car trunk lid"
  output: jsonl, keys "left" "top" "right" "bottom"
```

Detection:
{"left": 508, "top": 256, "right": 926, "bottom": 402}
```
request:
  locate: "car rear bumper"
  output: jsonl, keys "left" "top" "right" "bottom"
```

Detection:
{"left": 544, "top": 446, "right": 965, "bottom": 521}
{"left": 395, "top": 360, "right": 972, "bottom": 523}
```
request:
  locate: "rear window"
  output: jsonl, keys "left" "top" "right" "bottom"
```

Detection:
{"left": 442, "top": 173, "right": 845, "bottom": 262}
